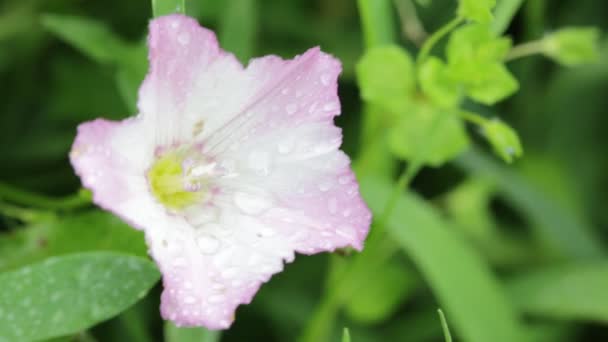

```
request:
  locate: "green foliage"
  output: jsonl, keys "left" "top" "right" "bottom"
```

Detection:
{"left": 418, "top": 57, "right": 461, "bottom": 108}
{"left": 219, "top": 0, "right": 257, "bottom": 63}
{"left": 482, "top": 118, "right": 523, "bottom": 163}
{"left": 388, "top": 105, "right": 470, "bottom": 166}
{"left": 152, "top": 0, "right": 185, "bottom": 17}
{"left": 446, "top": 24, "right": 518, "bottom": 104}
{"left": 356, "top": 45, "right": 415, "bottom": 113}
{"left": 342, "top": 327, "right": 352, "bottom": 342}
{"left": 543, "top": 27, "right": 601, "bottom": 66}
{"left": 509, "top": 263, "right": 608, "bottom": 322}
{"left": 41, "top": 15, "right": 132, "bottom": 65}
{"left": 457, "top": 0, "right": 496, "bottom": 23}
{"left": 361, "top": 177, "right": 529, "bottom": 342}
{"left": 0, "top": 211, "right": 147, "bottom": 271}
{"left": 164, "top": 321, "right": 221, "bottom": 342}
{"left": 0, "top": 252, "right": 159, "bottom": 341}
{"left": 345, "top": 261, "right": 416, "bottom": 324}
{"left": 437, "top": 309, "right": 453, "bottom": 342}
{"left": 0, "top": 0, "right": 606, "bottom": 341}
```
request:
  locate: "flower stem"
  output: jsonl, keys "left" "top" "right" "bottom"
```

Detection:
{"left": 416, "top": 16, "right": 464, "bottom": 67}
{"left": 0, "top": 182, "right": 92, "bottom": 211}
{"left": 459, "top": 110, "right": 489, "bottom": 126}
{"left": 504, "top": 40, "right": 546, "bottom": 62}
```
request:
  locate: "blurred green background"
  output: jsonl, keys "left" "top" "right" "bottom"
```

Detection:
{"left": 1, "top": 0, "right": 608, "bottom": 341}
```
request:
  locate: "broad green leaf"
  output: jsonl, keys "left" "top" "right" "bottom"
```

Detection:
{"left": 0, "top": 210, "right": 147, "bottom": 271}
{"left": 219, "top": 0, "right": 257, "bottom": 63}
{"left": 341, "top": 328, "right": 351, "bottom": 342}
{"left": 41, "top": 14, "right": 131, "bottom": 65}
{"left": 360, "top": 177, "right": 529, "bottom": 342}
{"left": 509, "top": 262, "right": 608, "bottom": 322}
{"left": 388, "top": 105, "right": 470, "bottom": 167}
{"left": 456, "top": 149, "right": 604, "bottom": 259}
{"left": 164, "top": 321, "right": 221, "bottom": 342}
{"left": 115, "top": 42, "right": 148, "bottom": 113}
{"left": 491, "top": 0, "right": 525, "bottom": 35}
{"left": 482, "top": 118, "right": 523, "bottom": 163}
{"left": 457, "top": 0, "right": 496, "bottom": 23}
{"left": 447, "top": 24, "right": 511, "bottom": 68}
{"left": 152, "top": 0, "right": 185, "bottom": 17}
{"left": 419, "top": 57, "right": 461, "bottom": 108}
{"left": 465, "top": 63, "right": 519, "bottom": 105}
{"left": 0, "top": 252, "right": 160, "bottom": 341}
{"left": 543, "top": 27, "right": 600, "bottom": 66}
{"left": 446, "top": 24, "right": 517, "bottom": 104}
{"left": 356, "top": 45, "right": 415, "bottom": 114}
{"left": 345, "top": 261, "right": 417, "bottom": 324}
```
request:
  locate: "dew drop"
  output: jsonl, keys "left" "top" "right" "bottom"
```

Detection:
{"left": 338, "top": 175, "right": 351, "bottom": 184}
{"left": 178, "top": 32, "right": 190, "bottom": 45}
{"left": 208, "top": 294, "right": 226, "bottom": 303}
{"left": 320, "top": 73, "right": 331, "bottom": 85}
{"left": 233, "top": 191, "right": 272, "bottom": 215}
{"left": 196, "top": 234, "right": 220, "bottom": 255}
{"left": 323, "top": 102, "right": 338, "bottom": 111}
{"left": 277, "top": 140, "right": 293, "bottom": 154}
{"left": 318, "top": 180, "right": 332, "bottom": 192}
{"left": 328, "top": 197, "right": 338, "bottom": 214}
{"left": 184, "top": 296, "right": 196, "bottom": 304}
{"left": 286, "top": 103, "right": 297, "bottom": 115}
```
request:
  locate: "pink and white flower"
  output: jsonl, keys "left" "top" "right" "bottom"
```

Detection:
{"left": 70, "top": 14, "right": 371, "bottom": 329}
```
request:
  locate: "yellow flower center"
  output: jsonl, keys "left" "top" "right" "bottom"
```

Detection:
{"left": 147, "top": 150, "right": 210, "bottom": 210}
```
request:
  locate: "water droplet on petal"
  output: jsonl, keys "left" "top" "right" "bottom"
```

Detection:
{"left": 318, "top": 180, "right": 332, "bottom": 192}
{"left": 233, "top": 191, "right": 272, "bottom": 215}
{"left": 178, "top": 32, "right": 190, "bottom": 45}
{"left": 338, "top": 175, "right": 351, "bottom": 184}
{"left": 196, "top": 234, "right": 220, "bottom": 255}
{"left": 208, "top": 294, "right": 226, "bottom": 303}
{"left": 184, "top": 296, "right": 196, "bottom": 304}
{"left": 323, "top": 102, "right": 338, "bottom": 112}
{"left": 320, "top": 73, "right": 331, "bottom": 85}
{"left": 328, "top": 197, "right": 338, "bottom": 214}
{"left": 286, "top": 103, "right": 297, "bottom": 115}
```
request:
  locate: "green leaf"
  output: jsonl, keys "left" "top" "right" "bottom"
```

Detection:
{"left": 341, "top": 327, "right": 351, "bottom": 342}
{"left": 457, "top": 0, "right": 496, "bottom": 23}
{"left": 509, "top": 262, "right": 608, "bottom": 322}
{"left": 0, "top": 210, "right": 147, "bottom": 271}
{"left": 482, "top": 118, "right": 523, "bottom": 163}
{"left": 419, "top": 57, "right": 461, "bottom": 108}
{"left": 543, "top": 27, "right": 600, "bottom": 66}
{"left": 115, "top": 42, "right": 148, "bottom": 113}
{"left": 356, "top": 45, "right": 415, "bottom": 113}
{"left": 456, "top": 149, "right": 604, "bottom": 259}
{"left": 0, "top": 252, "right": 160, "bottom": 341}
{"left": 41, "top": 14, "right": 131, "bottom": 65}
{"left": 345, "top": 261, "right": 416, "bottom": 324}
{"left": 164, "top": 320, "right": 221, "bottom": 342}
{"left": 219, "top": 0, "right": 257, "bottom": 63}
{"left": 447, "top": 24, "right": 512, "bottom": 66}
{"left": 360, "top": 177, "right": 529, "bottom": 342}
{"left": 388, "top": 105, "right": 470, "bottom": 167}
{"left": 491, "top": 0, "right": 525, "bottom": 35}
{"left": 446, "top": 24, "right": 517, "bottom": 104}
{"left": 152, "top": 0, "right": 185, "bottom": 17}
{"left": 465, "top": 63, "right": 519, "bottom": 105}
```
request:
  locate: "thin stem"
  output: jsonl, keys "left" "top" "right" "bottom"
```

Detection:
{"left": 394, "top": 0, "right": 428, "bottom": 46}
{"left": 459, "top": 110, "right": 489, "bottom": 126}
{"left": 0, "top": 182, "right": 92, "bottom": 211}
{"left": 438, "top": 309, "right": 453, "bottom": 342}
{"left": 0, "top": 201, "right": 55, "bottom": 222}
{"left": 504, "top": 40, "right": 546, "bottom": 62}
{"left": 417, "top": 16, "right": 463, "bottom": 67}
